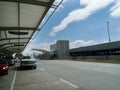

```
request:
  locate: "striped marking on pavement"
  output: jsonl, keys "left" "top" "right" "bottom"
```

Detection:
{"left": 59, "top": 77, "right": 79, "bottom": 89}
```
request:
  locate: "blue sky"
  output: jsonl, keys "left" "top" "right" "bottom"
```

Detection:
{"left": 23, "top": 0, "right": 120, "bottom": 55}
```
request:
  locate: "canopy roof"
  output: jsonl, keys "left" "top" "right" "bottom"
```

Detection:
{"left": 0, "top": 0, "right": 55, "bottom": 54}
{"left": 70, "top": 41, "right": 120, "bottom": 52}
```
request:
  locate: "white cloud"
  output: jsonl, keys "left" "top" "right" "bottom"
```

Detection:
{"left": 37, "top": 42, "right": 52, "bottom": 51}
{"left": 110, "top": 0, "right": 120, "bottom": 18}
{"left": 70, "top": 40, "right": 108, "bottom": 49}
{"left": 70, "top": 40, "right": 98, "bottom": 49}
{"left": 50, "top": 0, "right": 114, "bottom": 36}
{"left": 37, "top": 41, "right": 57, "bottom": 51}
{"left": 22, "top": 41, "right": 56, "bottom": 55}
{"left": 22, "top": 44, "right": 36, "bottom": 55}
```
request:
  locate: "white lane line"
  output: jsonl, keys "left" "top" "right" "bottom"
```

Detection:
{"left": 59, "top": 78, "right": 79, "bottom": 89}
{"left": 10, "top": 69, "right": 17, "bottom": 90}
{"left": 40, "top": 68, "right": 45, "bottom": 71}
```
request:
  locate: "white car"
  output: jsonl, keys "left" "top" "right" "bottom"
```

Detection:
{"left": 20, "top": 59, "right": 37, "bottom": 69}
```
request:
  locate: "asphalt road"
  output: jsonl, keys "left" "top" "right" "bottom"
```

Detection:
{"left": 0, "top": 60, "right": 120, "bottom": 90}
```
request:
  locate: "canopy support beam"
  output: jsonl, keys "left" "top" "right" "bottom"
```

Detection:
{"left": 0, "top": 0, "right": 51, "bottom": 7}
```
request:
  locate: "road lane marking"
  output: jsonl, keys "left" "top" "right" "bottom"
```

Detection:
{"left": 40, "top": 68, "right": 45, "bottom": 71}
{"left": 59, "top": 78, "right": 79, "bottom": 89}
{"left": 9, "top": 68, "right": 17, "bottom": 90}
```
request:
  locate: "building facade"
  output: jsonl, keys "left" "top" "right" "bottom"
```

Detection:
{"left": 50, "top": 40, "right": 69, "bottom": 59}
{"left": 70, "top": 41, "right": 120, "bottom": 60}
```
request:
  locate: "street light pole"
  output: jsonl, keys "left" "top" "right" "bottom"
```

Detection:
{"left": 106, "top": 21, "right": 111, "bottom": 42}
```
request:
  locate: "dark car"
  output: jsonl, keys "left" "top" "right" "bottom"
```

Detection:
{"left": 0, "top": 59, "right": 9, "bottom": 75}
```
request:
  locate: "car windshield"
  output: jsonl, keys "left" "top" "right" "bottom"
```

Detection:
{"left": 22, "top": 56, "right": 30, "bottom": 59}
{"left": 22, "top": 55, "right": 35, "bottom": 59}
{"left": 21, "top": 61, "right": 36, "bottom": 64}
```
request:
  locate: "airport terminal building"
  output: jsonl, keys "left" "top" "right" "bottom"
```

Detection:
{"left": 70, "top": 41, "right": 120, "bottom": 60}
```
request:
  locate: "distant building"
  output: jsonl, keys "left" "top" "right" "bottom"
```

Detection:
{"left": 50, "top": 40, "right": 69, "bottom": 59}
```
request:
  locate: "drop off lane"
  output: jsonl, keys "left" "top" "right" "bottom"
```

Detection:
{"left": 38, "top": 60, "right": 120, "bottom": 90}
{"left": 13, "top": 61, "right": 80, "bottom": 90}
{"left": 1, "top": 60, "right": 120, "bottom": 90}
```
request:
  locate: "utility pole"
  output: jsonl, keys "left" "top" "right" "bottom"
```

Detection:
{"left": 106, "top": 21, "right": 111, "bottom": 42}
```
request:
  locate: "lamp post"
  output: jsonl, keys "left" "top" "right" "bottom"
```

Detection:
{"left": 106, "top": 21, "right": 111, "bottom": 42}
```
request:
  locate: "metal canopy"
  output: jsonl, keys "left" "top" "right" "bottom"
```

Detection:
{"left": 0, "top": 0, "right": 55, "bottom": 54}
{"left": 70, "top": 41, "right": 120, "bottom": 52}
